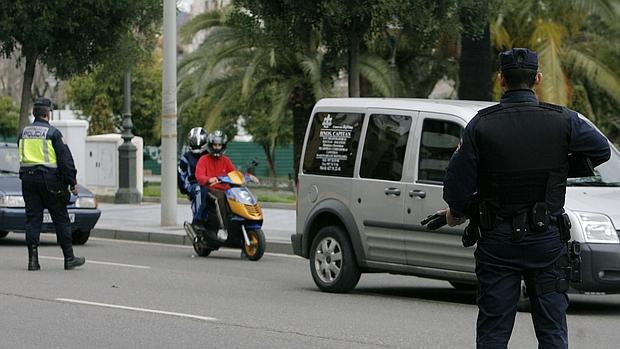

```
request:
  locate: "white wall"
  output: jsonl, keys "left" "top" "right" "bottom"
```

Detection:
{"left": 50, "top": 119, "right": 89, "bottom": 183}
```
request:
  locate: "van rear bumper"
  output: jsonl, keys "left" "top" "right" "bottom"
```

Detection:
{"left": 575, "top": 242, "right": 620, "bottom": 293}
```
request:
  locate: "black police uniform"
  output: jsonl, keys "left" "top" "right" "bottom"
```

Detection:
{"left": 443, "top": 49, "right": 611, "bottom": 348}
{"left": 17, "top": 97, "right": 85, "bottom": 270}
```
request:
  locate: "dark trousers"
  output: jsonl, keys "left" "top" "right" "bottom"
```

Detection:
{"left": 475, "top": 224, "right": 568, "bottom": 349}
{"left": 21, "top": 173, "right": 73, "bottom": 255}
{"left": 206, "top": 189, "right": 228, "bottom": 230}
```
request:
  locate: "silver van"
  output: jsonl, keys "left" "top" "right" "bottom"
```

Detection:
{"left": 291, "top": 98, "right": 620, "bottom": 300}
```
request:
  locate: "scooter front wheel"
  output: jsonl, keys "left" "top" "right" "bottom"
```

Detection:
{"left": 241, "top": 229, "right": 265, "bottom": 261}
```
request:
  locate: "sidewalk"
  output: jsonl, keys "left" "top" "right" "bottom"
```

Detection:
{"left": 92, "top": 202, "right": 296, "bottom": 255}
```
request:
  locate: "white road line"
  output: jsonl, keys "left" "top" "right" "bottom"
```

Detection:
{"left": 90, "top": 237, "right": 303, "bottom": 259}
{"left": 39, "top": 256, "right": 151, "bottom": 269}
{"left": 56, "top": 298, "right": 217, "bottom": 322}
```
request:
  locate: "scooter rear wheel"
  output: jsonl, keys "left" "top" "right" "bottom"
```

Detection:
{"left": 241, "top": 229, "right": 265, "bottom": 261}
{"left": 193, "top": 243, "right": 213, "bottom": 257}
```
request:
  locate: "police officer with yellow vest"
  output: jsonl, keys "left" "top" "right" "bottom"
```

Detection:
{"left": 17, "top": 97, "right": 85, "bottom": 271}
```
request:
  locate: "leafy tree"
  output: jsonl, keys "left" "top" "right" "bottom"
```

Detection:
{"left": 366, "top": 0, "right": 465, "bottom": 98}
{"left": 0, "top": 0, "right": 162, "bottom": 130}
{"left": 66, "top": 52, "right": 163, "bottom": 145}
{"left": 242, "top": 85, "right": 294, "bottom": 177}
{"left": 180, "top": 3, "right": 393, "bottom": 175}
{"left": 0, "top": 96, "right": 19, "bottom": 139}
{"left": 88, "top": 94, "right": 116, "bottom": 135}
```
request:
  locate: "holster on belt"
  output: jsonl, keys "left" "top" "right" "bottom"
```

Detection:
{"left": 559, "top": 213, "right": 572, "bottom": 243}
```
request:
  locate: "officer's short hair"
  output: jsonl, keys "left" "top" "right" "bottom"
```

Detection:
{"left": 499, "top": 48, "right": 539, "bottom": 89}
{"left": 502, "top": 68, "right": 538, "bottom": 89}
{"left": 32, "top": 97, "right": 53, "bottom": 118}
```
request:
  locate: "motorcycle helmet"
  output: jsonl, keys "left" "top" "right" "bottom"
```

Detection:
{"left": 207, "top": 130, "right": 228, "bottom": 157}
{"left": 187, "top": 127, "right": 208, "bottom": 154}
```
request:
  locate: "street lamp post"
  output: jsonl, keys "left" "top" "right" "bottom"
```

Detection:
{"left": 115, "top": 69, "right": 142, "bottom": 204}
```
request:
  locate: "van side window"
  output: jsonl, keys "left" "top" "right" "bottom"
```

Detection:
{"left": 418, "top": 119, "right": 463, "bottom": 183}
{"left": 360, "top": 114, "right": 412, "bottom": 181}
{"left": 303, "top": 112, "right": 363, "bottom": 177}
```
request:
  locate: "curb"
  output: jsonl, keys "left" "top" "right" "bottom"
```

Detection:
{"left": 96, "top": 195, "right": 295, "bottom": 210}
{"left": 91, "top": 228, "right": 294, "bottom": 255}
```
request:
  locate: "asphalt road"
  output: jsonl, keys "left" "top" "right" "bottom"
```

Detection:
{"left": 1, "top": 234, "right": 620, "bottom": 349}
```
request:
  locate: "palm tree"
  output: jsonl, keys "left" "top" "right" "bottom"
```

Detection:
{"left": 491, "top": 0, "right": 620, "bottom": 113}
{"left": 178, "top": 7, "right": 392, "bottom": 176}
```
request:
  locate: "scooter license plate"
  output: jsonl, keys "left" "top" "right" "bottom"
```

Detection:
{"left": 43, "top": 213, "right": 75, "bottom": 223}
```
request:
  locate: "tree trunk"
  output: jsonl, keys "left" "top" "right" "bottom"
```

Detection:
{"left": 18, "top": 54, "right": 37, "bottom": 130}
{"left": 348, "top": 34, "right": 361, "bottom": 98}
{"left": 261, "top": 143, "right": 277, "bottom": 178}
{"left": 458, "top": 26, "right": 492, "bottom": 101}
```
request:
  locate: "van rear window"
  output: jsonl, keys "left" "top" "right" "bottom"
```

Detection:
{"left": 303, "top": 112, "right": 363, "bottom": 177}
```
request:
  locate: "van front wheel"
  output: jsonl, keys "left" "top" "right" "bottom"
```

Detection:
{"left": 309, "top": 226, "right": 360, "bottom": 293}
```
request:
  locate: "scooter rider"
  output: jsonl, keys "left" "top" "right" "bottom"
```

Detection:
{"left": 177, "top": 127, "right": 209, "bottom": 224}
{"left": 195, "top": 130, "right": 236, "bottom": 236}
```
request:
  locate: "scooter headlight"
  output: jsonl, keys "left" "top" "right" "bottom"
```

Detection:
{"left": 575, "top": 211, "right": 619, "bottom": 244}
{"left": 235, "top": 189, "right": 257, "bottom": 205}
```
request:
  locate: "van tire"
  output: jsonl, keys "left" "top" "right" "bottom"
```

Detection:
{"left": 309, "top": 225, "right": 361, "bottom": 293}
{"left": 0, "top": 231, "right": 8, "bottom": 239}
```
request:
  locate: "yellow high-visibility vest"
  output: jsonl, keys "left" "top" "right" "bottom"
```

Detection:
{"left": 18, "top": 125, "right": 58, "bottom": 168}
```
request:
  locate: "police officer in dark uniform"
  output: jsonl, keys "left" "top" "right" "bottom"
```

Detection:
{"left": 442, "top": 48, "right": 610, "bottom": 348}
{"left": 17, "top": 97, "right": 85, "bottom": 271}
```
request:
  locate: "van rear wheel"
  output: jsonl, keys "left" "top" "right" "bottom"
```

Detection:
{"left": 310, "top": 226, "right": 360, "bottom": 293}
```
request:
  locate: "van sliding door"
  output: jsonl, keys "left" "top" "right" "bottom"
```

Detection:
{"left": 351, "top": 109, "right": 417, "bottom": 264}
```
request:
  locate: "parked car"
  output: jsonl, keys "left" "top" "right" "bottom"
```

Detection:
{"left": 0, "top": 142, "right": 100, "bottom": 244}
{"left": 291, "top": 98, "right": 620, "bottom": 302}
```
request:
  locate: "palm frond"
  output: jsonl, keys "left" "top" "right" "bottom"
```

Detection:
{"left": 299, "top": 52, "right": 332, "bottom": 99}
{"left": 490, "top": 16, "right": 513, "bottom": 50}
{"left": 242, "top": 49, "right": 270, "bottom": 97}
{"left": 268, "top": 79, "right": 299, "bottom": 149}
{"left": 564, "top": 47, "right": 620, "bottom": 104}
{"left": 531, "top": 21, "right": 569, "bottom": 105}
{"left": 359, "top": 54, "right": 392, "bottom": 97}
{"left": 571, "top": 0, "right": 617, "bottom": 22}
{"left": 179, "top": 8, "right": 229, "bottom": 43}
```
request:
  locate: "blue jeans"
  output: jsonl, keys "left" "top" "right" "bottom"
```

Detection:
{"left": 188, "top": 184, "right": 209, "bottom": 224}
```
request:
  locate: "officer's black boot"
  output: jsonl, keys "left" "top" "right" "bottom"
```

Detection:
{"left": 61, "top": 245, "right": 85, "bottom": 270}
{"left": 28, "top": 246, "right": 40, "bottom": 271}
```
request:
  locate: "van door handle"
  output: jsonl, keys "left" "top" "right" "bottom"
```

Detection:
{"left": 409, "top": 190, "right": 426, "bottom": 199}
{"left": 384, "top": 188, "right": 401, "bottom": 196}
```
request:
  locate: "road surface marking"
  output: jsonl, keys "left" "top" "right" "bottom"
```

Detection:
{"left": 40, "top": 256, "right": 151, "bottom": 269}
{"left": 90, "top": 237, "right": 303, "bottom": 259}
{"left": 56, "top": 298, "right": 217, "bottom": 322}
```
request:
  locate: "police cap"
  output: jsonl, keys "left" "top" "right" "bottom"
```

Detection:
{"left": 499, "top": 48, "right": 538, "bottom": 71}
{"left": 33, "top": 97, "right": 53, "bottom": 111}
